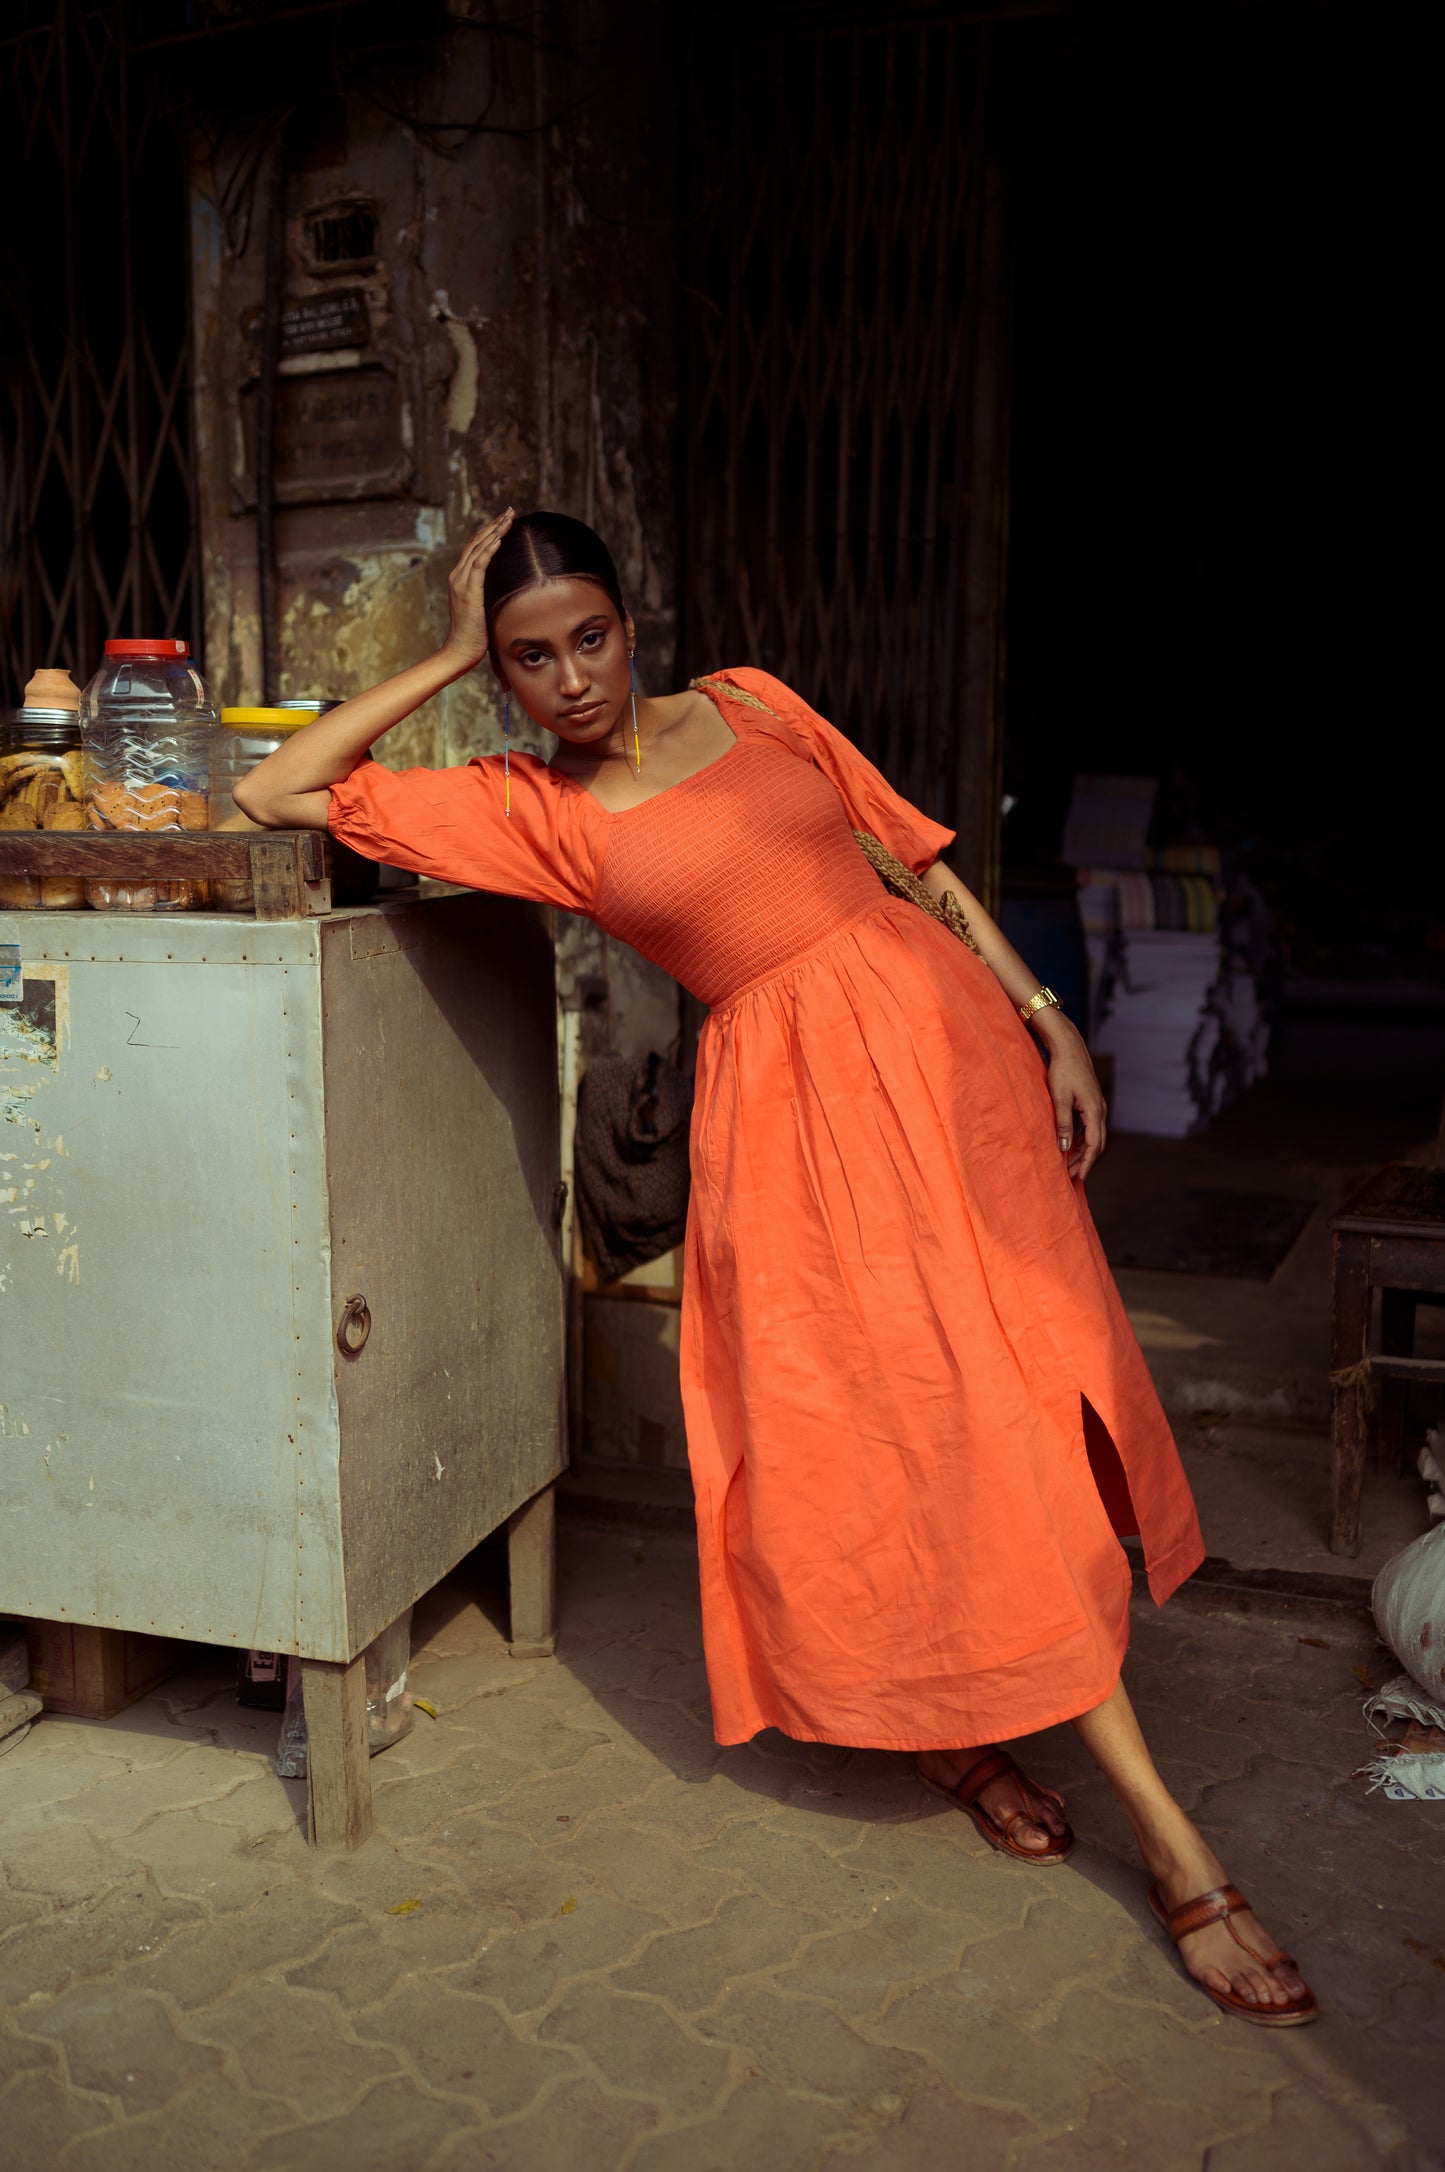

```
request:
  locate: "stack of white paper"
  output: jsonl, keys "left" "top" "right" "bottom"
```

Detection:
{"left": 1094, "top": 930, "right": 1223, "bottom": 1137}
{"left": 1063, "top": 774, "right": 1272, "bottom": 1134}
{"left": 1076, "top": 873, "right": 1122, "bottom": 1038}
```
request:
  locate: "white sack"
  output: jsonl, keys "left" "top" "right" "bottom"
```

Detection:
{"left": 1371, "top": 1521, "right": 1445, "bottom": 1708}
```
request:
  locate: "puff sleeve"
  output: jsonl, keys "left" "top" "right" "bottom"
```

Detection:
{"left": 714, "top": 667, "right": 955, "bottom": 875}
{"left": 327, "top": 751, "right": 599, "bottom": 913}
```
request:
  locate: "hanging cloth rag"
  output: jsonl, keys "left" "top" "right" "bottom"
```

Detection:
{"left": 575, "top": 1049, "right": 695, "bottom": 1284}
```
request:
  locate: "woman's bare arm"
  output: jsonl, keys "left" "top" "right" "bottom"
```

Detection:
{"left": 233, "top": 648, "right": 469, "bottom": 830}
{"left": 922, "top": 858, "right": 1108, "bottom": 1179}
{"left": 234, "top": 510, "right": 512, "bottom": 831}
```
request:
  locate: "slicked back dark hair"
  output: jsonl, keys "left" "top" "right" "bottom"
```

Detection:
{"left": 483, "top": 510, "right": 626, "bottom": 639}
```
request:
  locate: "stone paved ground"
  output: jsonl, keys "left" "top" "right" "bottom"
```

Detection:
{"left": 3, "top": 1527, "right": 1443, "bottom": 2172}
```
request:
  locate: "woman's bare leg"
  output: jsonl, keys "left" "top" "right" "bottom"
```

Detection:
{"left": 1072, "top": 1680, "right": 1308, "bottom": 2009}
{"left": 916, "top": 1746, "right": 1070, "bottom": 1854}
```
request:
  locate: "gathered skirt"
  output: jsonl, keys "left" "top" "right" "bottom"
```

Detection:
{"left": 679, "top": 895, "right": 1204, "bottom": 1749}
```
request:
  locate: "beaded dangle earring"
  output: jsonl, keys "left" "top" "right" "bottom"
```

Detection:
{"left": 629, "top": 651, "right": 641, "bottom": 775}
{"left": 503, "top": 688, "right": 511, "bottom": 817}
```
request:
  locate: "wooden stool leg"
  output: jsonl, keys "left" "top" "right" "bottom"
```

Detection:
{"left": 1330, "top": 1234, "right": 1370, "bottom": 1557}
{"left": 508, "top": 1483, "right": 557, "bottom": 1659}
{"left": 301, "top": 1654, "right": 373, "bottom": 1849}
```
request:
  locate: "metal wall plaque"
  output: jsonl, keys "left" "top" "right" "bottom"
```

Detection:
{"left": 239, "top": 365, "right": 410, "bottom": 504}
{"left": 281, "top": 288, "right": 370, "bottom": 357}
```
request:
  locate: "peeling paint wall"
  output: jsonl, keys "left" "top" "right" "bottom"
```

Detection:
{"left": 0, "top": 965, "right": 74, "bottom": 1306}
{"left": 188, "top": 6, "right": 679, "bottom": 805}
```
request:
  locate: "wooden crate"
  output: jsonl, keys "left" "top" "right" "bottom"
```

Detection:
{"left": 0, "top": 830, "right": 335, "bottom": 919}
{"left": 26, "top": 1621, "right": 187, "bottom": 1719}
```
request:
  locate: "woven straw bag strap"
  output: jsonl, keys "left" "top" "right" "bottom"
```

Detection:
{"left": 853, "top": 830, "right": 980, "bottom": 952}
{"left": 689, "top": 675, "right": 979, "bottom": 954}
{"left": 689, "top": 674, "right": 781, "bottom": 717}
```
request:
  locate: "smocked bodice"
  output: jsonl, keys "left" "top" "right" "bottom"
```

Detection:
{"left": 324, "top": 666, "right": 956, "bottom": 1001}
{"left": 592, "top": 734, "right": 886, "bottom": 1006}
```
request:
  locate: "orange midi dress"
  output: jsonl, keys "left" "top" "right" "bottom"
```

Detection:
{"left": 328, "top": 667, "right": 1204, "bottom": 1750}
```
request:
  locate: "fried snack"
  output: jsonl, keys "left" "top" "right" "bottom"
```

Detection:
{"left": 39, "top": 796, "right": 87, "bottom": 908}
{"left": 84, "top": 778, "right": 209, "bottom": 908}
{"left": 31, "top": 774, "right": 69, "bottom": 821}
{"left": 0, "top": 758, "right": 49, "bottom": 811}
{"left": 86, "top": 780, "right": 208, "bottom": 833}
{"left": 0, "top": 742, "right": 86, "bottom": 906}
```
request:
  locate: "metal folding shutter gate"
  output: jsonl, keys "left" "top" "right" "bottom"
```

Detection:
{"left": 0, "top": 0, "right": 201, "bottom": 703}
{"left": 679, "top": 11, "right": 1010, "bottom": 901}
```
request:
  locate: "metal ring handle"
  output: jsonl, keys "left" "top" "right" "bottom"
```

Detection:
{"left": 337, "top": 1294, "right": 371, "bottom": 1357}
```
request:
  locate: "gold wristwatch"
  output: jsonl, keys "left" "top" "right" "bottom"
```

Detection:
{"left": 1018, "top": 986, "right": 1061, "bottom": 1023}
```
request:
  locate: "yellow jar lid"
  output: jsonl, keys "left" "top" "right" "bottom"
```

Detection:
{"left": 220, "top": 706, "right": 314, "bottom": 730}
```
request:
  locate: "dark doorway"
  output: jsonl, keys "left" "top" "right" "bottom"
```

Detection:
{"left": 679, "top": 10, "right": 1010, "bottom": 900}
{"left": 1000, "top": 5, "right": 1430, "bottom": 981}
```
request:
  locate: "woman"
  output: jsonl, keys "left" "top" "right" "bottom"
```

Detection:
{"left": 238, "top": 508, "right": 1316, "bottom": 2027}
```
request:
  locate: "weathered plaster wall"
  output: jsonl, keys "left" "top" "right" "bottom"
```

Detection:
{"left": 188, "top": 6, "right": 682, "bottom": 1061}
{"left": 188, "top": 7, "right": 678, "bottom": 765}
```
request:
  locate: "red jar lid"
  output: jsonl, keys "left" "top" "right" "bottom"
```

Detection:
{"left": 103, "top": 638, "right": 190, "bottom": 658}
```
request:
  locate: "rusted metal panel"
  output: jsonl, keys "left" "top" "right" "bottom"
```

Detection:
{"left": 237, "top": 364, "right": 411, "bottom": 507}
{"left": 280, "top": 288, "right": 371, "bottom": 358}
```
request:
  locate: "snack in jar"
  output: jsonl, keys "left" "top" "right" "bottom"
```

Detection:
{"left": 0, "top": 669, "right": 87, "bottom": 910}
{"left": 80, "top": 638, "right": 216, "bottom": 911}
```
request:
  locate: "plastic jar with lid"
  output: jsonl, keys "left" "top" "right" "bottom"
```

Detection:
{"left": 270, "top": 697, "right": 415, "bottom": 896}
{"left": 210, "top": 705, "right": 321, "bottom": 911}
{"left": 80, "top": 638, "right": 217, "bottom": 911}
{"left": 0, "top": 675, "right": 87, "bottom": 910}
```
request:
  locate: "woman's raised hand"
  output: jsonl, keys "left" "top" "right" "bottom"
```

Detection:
{"left": 444, "top": 508, "right": 515, "bottom": 666}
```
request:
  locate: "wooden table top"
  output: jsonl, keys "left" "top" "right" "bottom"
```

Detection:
{"left": 1332, "top": 1161, "right": 1445, "bottom": 1239}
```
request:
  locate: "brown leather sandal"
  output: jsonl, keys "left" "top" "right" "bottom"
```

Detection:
{"left": 1148, "top": 1882, "right": 1318, "bottom": 2027}
{"left": 919, "top": 1748, "right": 1075, "bottom": 1864}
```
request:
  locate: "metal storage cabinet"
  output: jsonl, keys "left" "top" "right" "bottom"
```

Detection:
{"left": 0, "top": 891, "right": 564, "bottom": 1842}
